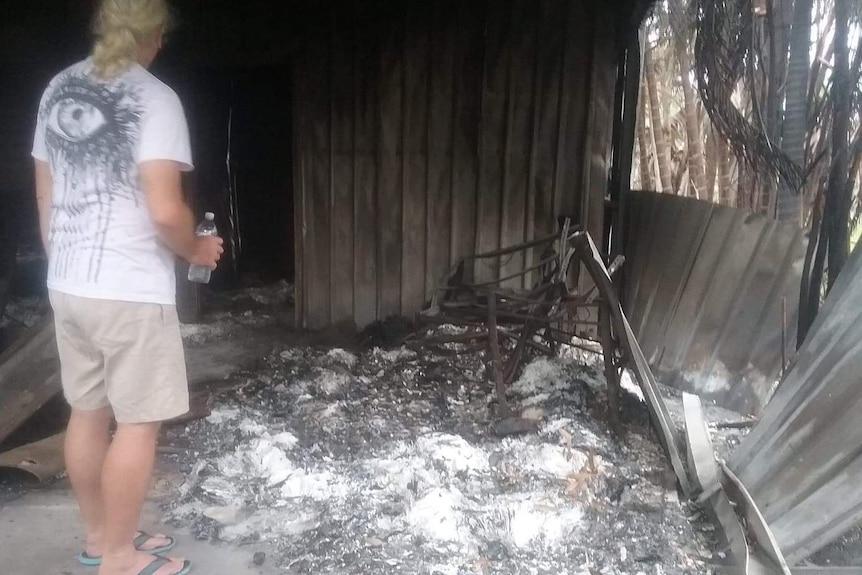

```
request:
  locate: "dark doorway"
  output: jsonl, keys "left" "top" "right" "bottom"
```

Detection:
{"left": 156, "top": 62, "right": 295, "bottom": 290}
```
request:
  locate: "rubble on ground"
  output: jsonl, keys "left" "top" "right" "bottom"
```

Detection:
{"left": 164, "top": 303, "right": 716, "bottom": 574}
{"left": 0, "top": 296, "right": 48, "bottom": 331}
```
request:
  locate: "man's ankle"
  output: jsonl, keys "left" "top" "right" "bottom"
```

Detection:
{"left": 84, "top": 529, "right": 106, "bottom": 555}
{"left": 101, "top": 541, "right": 137, "bottom": 561}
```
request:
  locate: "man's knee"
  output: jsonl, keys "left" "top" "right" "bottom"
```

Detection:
{"left": 113, "top": 421, "right": 162, "bottom": 442}
{"left": 69, "top": 406, "right": 114, "bottom": 424}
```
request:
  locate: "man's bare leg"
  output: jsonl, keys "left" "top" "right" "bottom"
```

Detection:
{"left": 66, "top": 407, "right": 113, "bottom": 555}
{"left": 97, "top": 422, "right": 185, "bottom": 575}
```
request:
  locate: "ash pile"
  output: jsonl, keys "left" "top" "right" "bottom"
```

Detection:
{"left": 162, "top": 325, "right": 714, "bottom": 574}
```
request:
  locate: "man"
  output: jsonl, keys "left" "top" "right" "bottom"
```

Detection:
{"left": 32, "top": 1, "right": 222, "bottom": 574}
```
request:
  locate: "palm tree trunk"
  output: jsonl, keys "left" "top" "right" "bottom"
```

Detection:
{"left": 778, "top": 0, "right": 813, "bottom": 223}
{"left": 739, "top": 163, "right": 756, "bottom": 212}
{"left": 644, "top": 47, "right": 673, "bottom": 194}
{"left": 825, "top": 0, "right": 853, "bottom": 289}
{"left": 719, "top": 141, "right": 735, "bottom": 206}
{"left": 668, "top": 0, "right": 706, "bottom": 200}
{"left": 637, "top": 80, "right": 655, "bottom": 190}
{"left": 705, "top": 128, "right": 718, "bottom": 202}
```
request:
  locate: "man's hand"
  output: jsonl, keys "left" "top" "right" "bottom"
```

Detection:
{"left": 190, "top": 235, "right": 224, "bottom": 269}
{"left": 140, "top": 159, "right": 212, "bottom": 264}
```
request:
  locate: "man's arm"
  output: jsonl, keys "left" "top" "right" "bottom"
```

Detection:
{"left": 139, "top": 159, "right": 223, "bottom": 266}
{"left": 34, "top": 160, "right": 53, "bottom": 254}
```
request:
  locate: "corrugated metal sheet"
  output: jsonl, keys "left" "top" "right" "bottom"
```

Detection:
{"left": 623, "top": 191, "right": 806, "bottom": 416}
{"left": 292, "top": 0, "right": 619, "bottom": 329}
{"left": 728, "top": 243, "right": 862, "bottom": 564}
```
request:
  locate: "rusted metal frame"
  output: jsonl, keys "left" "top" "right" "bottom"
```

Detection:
{"left": 572, "top": 230, "right": 691, "bottom": 495}
{"left": 422, "top": 331, "right": 490, "bottom": 345}
{"left": 422, "top": 325, "right": 553, "bottom": 356}
{"left": 444, "top": 254, "right": 562, "bottom": 290}
{"left": 501, "top": 282, "right": 566, "bottom": 385}
{"left": 437, "top": 284, "right": 556, "bottom": 310}
{"left": 542, "top": 284, "right": 574, "bottom": 355}
{"left": 503, "top": 323, "right": 538, "bottom": 385}
{"left": 436, "top": 294, "right": 567, "bottom": 325}
{"left": 415, "top": 314, "right": 487, "bottom": 329}
{"left": 502, "top": 280, "right": 565, "bottom": 396}
{"left": 419, "top": 308, "right": 561, "bottom": 349}
{"left": 543, "top": 328, "right": 608, "bottom": 355}
{"left": 487, "top": 308, "right": 571, "bottom": 324}
{"left": 425, "top": 229, "right": 633, "bottom": 425}
{"left": 435, "top": 306, "right": 553, "bottom": 324}
{"left": 501, "top": 332, "right": 554, "bottom": 355}
{"left": 459, "top": 231, "right": 563, "bottom": 261}
{"left": 500, "top": 330, "right": 553, "bottom": 355}
{"left": 490, "top": 285, "right": 555, "bottom": 308}
{"left": 497, "top": 290, "right": 559, "bottom": 309}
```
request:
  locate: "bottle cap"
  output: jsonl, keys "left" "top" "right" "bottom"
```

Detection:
{"left": 204, "top": 212, "right": 215, "bottom": 220}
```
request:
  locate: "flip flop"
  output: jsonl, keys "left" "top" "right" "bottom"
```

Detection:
{"left": 76, "top": 531, "right": 177, "bottom": 566}
{"left": 137, "top": 555, "right": 191, "bottom": 575}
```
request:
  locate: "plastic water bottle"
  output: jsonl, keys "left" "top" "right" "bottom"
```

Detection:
{"left": 188, "top": 212, "right": 217, "bottom": 284}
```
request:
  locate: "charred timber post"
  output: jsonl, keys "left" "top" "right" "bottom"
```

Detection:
{"left": 573, "top": 231, "right": 691, "bottom": 495}
{"left": 598, "top": 300, "right": 621, "bottom": 427}
{"left": 486, "top": 292, "right": 509, "bottom": 416}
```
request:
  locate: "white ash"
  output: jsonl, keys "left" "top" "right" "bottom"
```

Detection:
{"left": 620, "top": 368, "right": 646, "bottom": 402}
{"left": 162, "top": 328, "right": 715, "bottom": 574}
{"left": 180, "top": 289, "right": 284, "bottom": 346}
{"left": 560, "top": 336, "right": 605, "bottom": 367}
{"left": 322, "top": 348, "right": 359, "bottom": 369}
{"left": 205, "top": 407, "right": 241, "bottom": 425}
{"left": 509, "top": 355, "right": 604, "bottom": 404}
{"left": 237, "top": 417, "right": 268, "bottom": 435}
{"left": 371, "top": 345, "right": 418, "bottom": 363}
{"left": 312, "top": 368, "right": 353, "bottom": 397}
{"left": 180, "top": 322, "right": 228, "bottom": 343}
{"left": 242, "top": 280, "right": 294, "bottom": 307}
{"left": 279, "top": 348, "right": 304, "bottom": 362}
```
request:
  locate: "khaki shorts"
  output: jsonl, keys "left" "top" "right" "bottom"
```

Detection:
{"left": 49, "top": 290, "right": 190, "bottom": 424}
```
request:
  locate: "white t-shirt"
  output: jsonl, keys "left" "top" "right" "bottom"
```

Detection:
{"left": 32, "top": 58, "right": 193, "bottom": 305}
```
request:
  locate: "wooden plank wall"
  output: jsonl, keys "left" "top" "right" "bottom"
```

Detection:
{"left": 293, "top": 0, "right": 619, "bottom": 329}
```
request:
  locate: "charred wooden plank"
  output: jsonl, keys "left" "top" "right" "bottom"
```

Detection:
{"left": 573, "top": 230, "right": 691, "bottom": 495}
{"left": 0, "top": 318, "right": 61, "bottom": 447}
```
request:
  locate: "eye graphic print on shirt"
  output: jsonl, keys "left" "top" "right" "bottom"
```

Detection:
{"left": 40, "top": 73, "right": 143, "bottom": 282}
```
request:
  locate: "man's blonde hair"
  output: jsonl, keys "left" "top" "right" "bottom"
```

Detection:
{"left": 91, "top": 0, "right": 172, "bottom": 78}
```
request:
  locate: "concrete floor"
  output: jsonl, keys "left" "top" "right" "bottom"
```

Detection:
{"left": 0, "top": 489, "right": 280, "bottom": 574}
{"left": 0, "top": 318, "right": 293, "bottom": 575}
